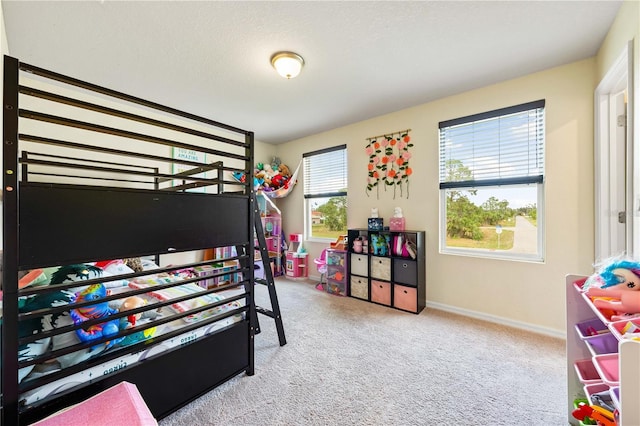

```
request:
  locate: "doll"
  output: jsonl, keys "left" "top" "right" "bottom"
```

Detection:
{"left": 585, "top": 259, "right": 640, "bottom": 317}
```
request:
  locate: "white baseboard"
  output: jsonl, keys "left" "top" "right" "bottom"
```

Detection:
{"left": 425, "top": 300, "right": 566, "bottom": 340}
{"left": 303, "top": 275, "right": 565, "bottom": 339}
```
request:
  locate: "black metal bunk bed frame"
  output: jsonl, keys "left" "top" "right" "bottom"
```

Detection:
{"left": 1, "top": 55, "right": 256, "bottom": 425}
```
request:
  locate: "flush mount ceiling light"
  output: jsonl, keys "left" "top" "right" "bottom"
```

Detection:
{"left": 271, "top": 51, "right": 305, "bottom": 79}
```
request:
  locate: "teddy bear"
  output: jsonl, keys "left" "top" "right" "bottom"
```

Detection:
{"left": 278, "top": 163, "right": 291, "bottom": 178}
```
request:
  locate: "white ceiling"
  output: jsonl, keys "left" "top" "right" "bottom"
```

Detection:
{"left": 2, "top": 1, "right": 622, "bottom": 144}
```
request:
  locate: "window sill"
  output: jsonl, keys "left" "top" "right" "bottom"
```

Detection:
{"left": 440, "top": 247, "right": 544, "bottom": 264}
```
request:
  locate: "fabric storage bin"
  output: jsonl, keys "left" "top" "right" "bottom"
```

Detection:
{"left": 393, "top": 284, "right": 417, "bottom": 313}
{"left": 350, "top": 276, "right": 368, "bottom": 300}
{"left": 350, "top": 253, "right": 368, "bottom": 276}
{"left": 370, "top": 256, "right": 391, "bottom": 281}
{"left": 370, "top": 280, "right": 391, "bottom": 306}
{"left": 392, "top": 258, "right": 417, "bottom": 286}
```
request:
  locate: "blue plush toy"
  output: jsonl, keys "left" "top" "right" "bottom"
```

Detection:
{"left": 69, "top": 283, "right": 124, "bottom": 349}
{"left": 371, "top": 234, "right": 390, "bottom": 256}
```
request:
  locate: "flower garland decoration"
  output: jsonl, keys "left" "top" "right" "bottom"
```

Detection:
{"left": 366, "top": 129, "right": 413, "bottom": 199}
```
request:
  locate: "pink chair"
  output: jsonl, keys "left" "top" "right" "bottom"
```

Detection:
{"left": 313, "top": 248, "right": 328, "bottom": 291}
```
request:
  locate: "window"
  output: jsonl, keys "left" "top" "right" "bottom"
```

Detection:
{"left": 439, "top": 100, "right": 545, "bottom": 261}
{"left": 303, "top": 145, "right": 347, "bottom": 240}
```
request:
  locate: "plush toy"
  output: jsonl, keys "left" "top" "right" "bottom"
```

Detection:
{"left": 278, "top": 163, "right": 291, "bottom": 178}
{"left": 124, "top": 257, "right": 144, "bottom": 273}
{"left": 271, "top": 173, "right": 287, "bottom": 189}
{"left": 585, "top": 259, "right": 640, "bottom": 318}
{"left": 371, "top": 234, "right": 390, "bottom": 256}
{"left": 69, "top": 283, "right": 124, "bottom": 349}
{"left": 271, "top": 156, "right": 282, "bottom": 171}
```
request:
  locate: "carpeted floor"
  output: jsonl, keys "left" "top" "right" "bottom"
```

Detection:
{"left": 160, "top": 277, "right": 567, "bottom": 425}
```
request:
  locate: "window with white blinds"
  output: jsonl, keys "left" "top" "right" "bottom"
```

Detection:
{"left": 303, "top": 145, "right": 347, "bottom": 198}
{"left": 439, "top": 100, "right": 545, "bottom": 189}
{"left": 438, "top": 100, "right": 545, "bottom": 262}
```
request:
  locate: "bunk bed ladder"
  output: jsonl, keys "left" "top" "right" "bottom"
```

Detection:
{"left": 252, "top": 200, "right": 287, "bottom": 346}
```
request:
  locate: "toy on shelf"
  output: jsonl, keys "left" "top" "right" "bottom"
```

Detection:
{"left": 330, "top": 235, "right": 347, "bottom": 251}
{"left": 352, "top": 236, "right": 365, "bottom": 253}
{"left": 368, "top": 207, "right": 383, "bottom": 231}
{"left": 584, "top": 258, "right": 640, "bottom": 320}
{"left": 572, "top": 401, "right": 616, "bottom": 426}
{"left": 370, "top": 233, "right": 391, "bottom": 256}
{"left": 389, "top": 207, "right": 406, "bottom": 231}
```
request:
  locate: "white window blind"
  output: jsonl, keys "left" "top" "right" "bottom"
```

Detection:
{"left": 439, "top": 100, "right": 545, "bottom": 189}
{"left": 303, "top": 145, "right": 347, "bottom": 198}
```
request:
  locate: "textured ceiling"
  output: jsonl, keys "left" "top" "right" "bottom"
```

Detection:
{"left": 1, "top": 1, "right": 622, "bottom": 144}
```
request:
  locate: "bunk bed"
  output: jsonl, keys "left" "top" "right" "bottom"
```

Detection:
{"left": 1, "top": 55, "right": 256, "bottom": 425}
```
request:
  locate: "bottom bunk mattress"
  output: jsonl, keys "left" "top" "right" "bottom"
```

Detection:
{"left": 20, "top": 310, "right": 244, "bottom": 406}
{"left": 9, "top": 259, "right": 249, "bottom": 410}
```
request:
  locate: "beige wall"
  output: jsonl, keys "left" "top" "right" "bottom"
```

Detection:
{"left": 1, "top": 3, "right": 8, "bottom": 56}
{"left": 595, "top": 0, "right": 639, "bottom": 81}
{"left": 272, "top": 1, "right": 640, "bottom": 337}
{"left": 275, "top": 58, "right": 597, "bottom": 336}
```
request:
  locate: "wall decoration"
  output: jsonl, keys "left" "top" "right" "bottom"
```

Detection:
{"left": 365, "top": 129, "right": 413, "bottom": 199}
{"left": 172, "top": 147, "right": 207, "bottom": 192}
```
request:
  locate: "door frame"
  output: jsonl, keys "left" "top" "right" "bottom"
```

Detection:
{"left": 595, "top": 40, "right": 634, "bottom": 261}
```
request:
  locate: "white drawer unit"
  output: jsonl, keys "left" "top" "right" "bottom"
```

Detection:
{"left": 346, "top": 229, "right": 425, "bottom": 314}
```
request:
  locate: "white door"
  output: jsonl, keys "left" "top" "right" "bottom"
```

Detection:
{"left": 595, "top": 40, "right": 633, "bottom": 261}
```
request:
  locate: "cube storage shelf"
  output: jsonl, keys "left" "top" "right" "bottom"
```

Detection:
{"left": 566, "top": 274, "right": 640, "bottom": 425}
{"left": 347, "top": 229, "right": 425, "bottom": 314}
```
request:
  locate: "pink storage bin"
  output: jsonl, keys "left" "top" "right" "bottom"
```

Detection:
{"left": 574, "top": 358, "right": 602, "bottom": 384}
{"left": 584, "top": 382, "right": 610, "bottom": 404}
{"left": 592, "top": 353, "right": 619, "bottom": 386}
{"left": 610, "top": 317, "right": 640, "bottom": 340}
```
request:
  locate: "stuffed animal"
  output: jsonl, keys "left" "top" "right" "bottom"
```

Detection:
{"left": 278, "top": 163, "right": 291, "bottom": 178}
{"left": 370, "top": 234, "right": 390, "bottom": 256}
{"left": 69, "top": 283, "right": 124, "bottom": 349}
{"left": 271, "top": 173, "right": 288, "bottom": 189}
{"left": 124, "top": 257, "right": 144, "bottom": 273}
{"left": 271, "top": 156, "right": 282, "bottom": 171}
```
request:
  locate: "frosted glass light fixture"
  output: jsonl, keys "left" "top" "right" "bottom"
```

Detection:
{"left": 271, "top": 52, "right": 304, "bottom": 79}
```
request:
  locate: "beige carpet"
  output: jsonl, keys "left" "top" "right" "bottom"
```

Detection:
{"left": 160, "top": 277, "right": 567, "bottom": 425}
